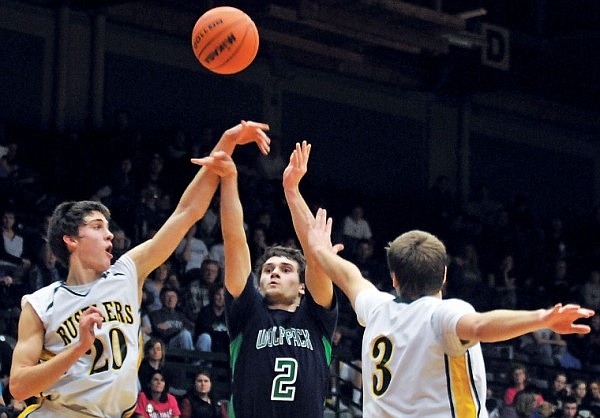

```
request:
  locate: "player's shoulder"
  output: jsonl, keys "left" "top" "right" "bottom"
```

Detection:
{"left": 107, "top": 254, "right": 137, "bottom": 278}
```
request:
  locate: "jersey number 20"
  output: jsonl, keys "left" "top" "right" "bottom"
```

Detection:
{"left": 271, "top": 357, "right": 298, "bottom": 401}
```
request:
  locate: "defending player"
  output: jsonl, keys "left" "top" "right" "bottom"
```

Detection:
{"left": 9, "top": 121, "right": 270, "bottom": 417}
{"left": 305, "top": 208, "right": 595, "bottom": 418}
{"left": 194, "top": 141, "right": 338, "bottom": 418}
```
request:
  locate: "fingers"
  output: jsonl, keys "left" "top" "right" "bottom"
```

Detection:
{"left": 243, "top": 120, "right": 270, "bottom": 131}
{"left": 570, "top": 324, "right": 592, "bottom": 334}
{"left": 332, "top": 243, "right": 345, "bottom": 254}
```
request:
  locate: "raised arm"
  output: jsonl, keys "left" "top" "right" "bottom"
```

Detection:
{"left": 127, "top": 121, "right": 269, "bottom": 291}
{"left": 456, "top": 304, "right": 595, "bottom": 343}
{"left": 305, "top": 208, "right": 377, "bottom": 308}
{"left": 283, "top": 141, "right": 340, "bottom": 308}
{"left": 192, "top": 151, "right": 250, "bottom": 298}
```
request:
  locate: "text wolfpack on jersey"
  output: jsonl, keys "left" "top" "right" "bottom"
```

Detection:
{"left": 256, "top": 326, "right": 314, "bottom": 350}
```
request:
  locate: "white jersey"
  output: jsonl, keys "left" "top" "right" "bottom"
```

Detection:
{"left": 21, "top": 255, "right": 141, "bottom": 417}
{"left": 355, "top": 290, "right": 488, "bottom": 418}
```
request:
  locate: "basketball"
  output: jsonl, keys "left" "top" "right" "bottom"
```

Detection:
{"left": 191, "top": 6, "right": 259, "bottom": 75}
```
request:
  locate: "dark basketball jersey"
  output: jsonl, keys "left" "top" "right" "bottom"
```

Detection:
{"left": 225, "top": 273, "right": 337, "bottom": 418}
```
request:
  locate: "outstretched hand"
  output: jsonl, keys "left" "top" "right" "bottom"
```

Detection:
{"left": 224, "top": 120, "right": 271, "bottom": 155}
{"left": 283, "top": 141, "right": 311, "bottom": 190}
{"left": 544, "top": 303, "right": 595, "bottom": 334}
{"left": 307, "top": 208, "right": 344, "bottom": 256}
{"left": 191, "top": 151, "right": 237, "bottom": 178}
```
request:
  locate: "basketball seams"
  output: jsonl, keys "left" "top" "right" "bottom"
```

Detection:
{"left": 213, "top": 21, "right": 258, "bottom": 73}
{"left": 194, "top": 16, "right": 249, "bottom": 59}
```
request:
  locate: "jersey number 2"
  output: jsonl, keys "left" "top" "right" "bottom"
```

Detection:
{"left": 271, "top": 357, "right": 298, "bottom": 401}
{"left": 371, "top": 335, "right": 393, "bottom": 396}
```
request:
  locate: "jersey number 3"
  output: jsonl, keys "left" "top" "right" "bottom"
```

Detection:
{"left": 371, "top": 335, "right": 393, "bottom": 397}
{"left": 271, "top": 357, "right": 298, "bottom": 401}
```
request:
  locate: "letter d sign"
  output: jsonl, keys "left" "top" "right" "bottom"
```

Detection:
{"left": 481, "top": 23, "right": 510, "bottom": 71}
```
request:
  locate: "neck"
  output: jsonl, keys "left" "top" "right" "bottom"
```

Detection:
{"left": 213, "top": 305, "right": 224, "bottom": 315}
{"left": 148, "top": 359, "right": 161, "bottom": 368}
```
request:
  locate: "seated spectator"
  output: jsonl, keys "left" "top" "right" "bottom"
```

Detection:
{"left": 341, "top": 205, "right": 373, "bottom": 257}
{"left": 0, "top": 273, "right": 25, "bottom": 337}
{"left": 555, "top": 396, "right": 579, "bottom": 418}
{"left": 503, "top": 364, "right": 544, "bottom": 406}
{"left": 542, "top": 371, "right": 570, "bottom": 411}
{"left": 500, "top": 389, "right": 540, "bottom": 418}
{"left": 138, "top": 337, "right": 183, "bottom": 393}
{"left": 175, "top": 223, "right": 209, "bottom": 273}
{"left": 143, "top": 262, "right": 171, "bottom": 313}
{"left": 179, "top": 370, "right": 226, "bottom": 418}
{"left": 571, "top": 380, "right": 590, "bottom": 412}
{"left": 587, "top": 379, "right": 600, "bottom": 417}
{"left": 149, "top": 288, "right": 195, "bottom": 350}
{"left": 134, "top": 370, "right": 181, "bottom": 418}
{"left": 0, "top": 209, "right": 31, "bottom": 277}
{"left": 194, "top": 284, "right": 228, "bottom": 355}
{"left": 520, "top": 326, "right": 580, "bottom": 368}
{"left": 26, "top": 242, "right": 61, "bottom": 292}
{"left": 182, "top": 259, "right": 221, "bottom": 322}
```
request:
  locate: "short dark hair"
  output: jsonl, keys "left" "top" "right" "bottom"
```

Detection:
{"left": 48, "top": 201, "right": 111, "bottom": 267}
{"left": 255, "top": 245, "right": 306, "bottom": 284}
{"left": 386, "top": 230, "right": 447, "bottom": 300}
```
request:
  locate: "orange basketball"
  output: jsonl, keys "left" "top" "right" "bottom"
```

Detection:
{"left": 191, "top": 6, "right": 259, "bottom": 75}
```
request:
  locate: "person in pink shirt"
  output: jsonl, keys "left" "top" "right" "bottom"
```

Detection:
{"left": 134, "top": 370, "right": 181, "bottom": 418}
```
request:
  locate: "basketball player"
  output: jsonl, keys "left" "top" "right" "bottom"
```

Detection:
{"left": 305, "top": 208, "right": 595, "bottom": 418}
{"left": 194, "top": 141, "right": 338, "bottom": 418}
{"left": 9, "top": 121, "right": 271, "bottom": 417}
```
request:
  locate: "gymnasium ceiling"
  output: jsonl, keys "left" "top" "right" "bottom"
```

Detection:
{"left": 11, "top": 0, "right": 600, "bottom": 115}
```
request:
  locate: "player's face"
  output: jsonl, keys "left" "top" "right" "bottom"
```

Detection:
{"left": 72, "top": 211, "right": 114, "bottom": 273}
{"left": 259, "top": 256, "right": 305, "bottom": 308}
{"left": 195, "top": 374, "right": 211, "bottom": 395}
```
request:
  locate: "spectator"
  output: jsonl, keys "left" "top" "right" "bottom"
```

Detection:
{"left": 0, "top": 209, "right": 30, "bottom": 276}
{"left": 179, "top": 370, "right": 225, "bottom": 418}
{"left": 194, "top": 283, "right": 228, "bottom": 355}
{"left": 500, "top": 390, "right": 540, "bottom": 418}
{"left": 26, "top": 242, "right": 61, "bottom": 292}
{"left": 149, "top": 288, "right": 195, "bottom": 350}
{"left": 503, "top": 364, "right": 544, "bottom": 406}
{"left": 542, "top": 371, "right": 570, "bottom": 411}
{"left": 182, "top": 259, "right": 221, "bottom": 321}
{"left": 570, "top": 380, "right": 589, "bottom": 410}
{"left": 134, "top": 370, "right": 181, "bottom": 418}
{"left": 175, "top": 223, "right": 209, "bottom": 273}
{"left": 138, "top": 337, "right": 182, "bottom": 392}
{"left": 350, "top": 239, "right": 388, "bottom": 291}
{"left": 143, "top": 262, "right": 172, "bottom": 313}
{"left": 580, "top": 269, "right": 600, "bottom": 311}
{"left": 0, "top": 273, "right": 25, "bottom": 337}
{"left": 341, "top": 205, "right": 373, "bottom": 256}
{"left": 555, "top": 396, "right": 579, "bottom": 418}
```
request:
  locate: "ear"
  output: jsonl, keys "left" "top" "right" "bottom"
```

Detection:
{"left": 391, "top": 272, "right": 398, "bottom": 289}
{"left": 443, "top": 265, "right": 448, "bottom": 285}
{"left": 63, "top": 235, "right": 78, "bottom": 251}
{"left": 298, "top": 282, "right": 306, "bottom": 296}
